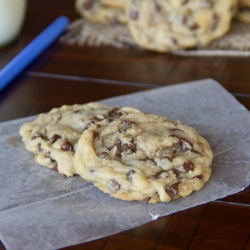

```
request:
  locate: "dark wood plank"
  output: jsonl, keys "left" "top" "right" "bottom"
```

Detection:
{"left": 157, "top": 205, "right": 207, "bottom": 250}
{"left": 1, "top": 76, "right": 152, "bottom": 118}
{"left": 104, "top": 215, "right": 171, "bottom": 250}
{"left": 189, "top": 202, "right": 250, "bottom": 250}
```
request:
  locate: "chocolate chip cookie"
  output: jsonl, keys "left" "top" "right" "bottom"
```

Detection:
{"left": 75, "top": 0, "right": 128, "bottom": 24}
{"left": 126, "top": 0, "right": 237, "bottom": 52}
{"left": 74, "top": 112, "right": 213, "bottom": 203}
{"left": 235, "top": 0, "right": 250, "bottom": 23}
{"left": 99, "top": 0, "right": 126, "bottom": 9}
{"left": 19, "top": 102, "right": 142, "bottom": 177}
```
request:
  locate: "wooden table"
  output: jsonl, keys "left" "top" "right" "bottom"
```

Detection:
{"left": 1, "top": 1, "right": 250, "bottom": 249}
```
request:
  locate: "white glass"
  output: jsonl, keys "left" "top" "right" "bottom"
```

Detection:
{"left": 0, "top": 0, "right": 27, "bottom": 47}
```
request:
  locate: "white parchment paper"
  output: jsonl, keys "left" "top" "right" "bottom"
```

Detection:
{"left": 1, "top": 79, "right": 250, "bottom": 250}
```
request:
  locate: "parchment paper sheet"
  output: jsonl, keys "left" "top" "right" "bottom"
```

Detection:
{"left": 1, "top": 79, "right": 250, "bottom": 250}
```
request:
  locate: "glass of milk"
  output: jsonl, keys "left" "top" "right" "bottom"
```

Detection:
{"left": 0, "top": 0, "right": 27, "bottom": 48}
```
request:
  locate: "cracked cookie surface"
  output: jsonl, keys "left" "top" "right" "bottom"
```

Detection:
{"left": 74, "top": 112, "right": 213, "bottom": 203}
{"left": 126, "top": 0, "right": 237, "bottom": 52}
{"left": 19, "top": 102, "right": 142, "bottom": 177}
{"left": 75, "top": 0, "right": 128, "bottom": 24}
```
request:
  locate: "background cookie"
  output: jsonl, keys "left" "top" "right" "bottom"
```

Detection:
{"left": 75, "top": 0, "right": 128, "bottom": 24}
{"left": 99, "top": 0, "right": 126, "bottom": 9}
{"left": 235, "top": 0, "right": 250, "bottom": 23}
{"left": 126, "top": 0, "right": 238, "bottom": 52}
{"left": 74, "top": 112, "right": 213, "bottom": 203}
{"left": 20, "top": 103, "right": 142, "bottom": 177}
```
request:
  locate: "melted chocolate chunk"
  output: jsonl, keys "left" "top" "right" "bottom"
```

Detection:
{"left": 93, "top": 116, "right": 103, "bottom": 122}
{"left": 84, "top": 122, "right": 92, "bottom": 131}
{"left": 161, "top": 156, "right": 173, "bottom": 162}
{"left": 50, "top": 134, "right": 61, "bottom": 143}
{"left": 126, "top": 169, "right": 135, "bottom": 181}
{"left": 93, "top": 132, "right": 100, "bottom": 140}
{"left": 154, "top": 170, "right": 168, "bottom": 179}
{"left": 38, "top": 143, "right": 43, "bottom": 152}
{"left": 190, "top": 23, "right": 199, "bottom": 30}
{"left": 51, "top": 165, "right": 58, "bottom": 172}
{"left": 108, "top": 178, "right": 120, "bottom": 192}
{"left": 139, "top": 157, "right": 156, "bottom": 165}
{"left": 166, "top": 182, "right": 179, "bottom": 198}
{"left": 109, "top": 108, "right": 123, "bottom": 118}
{"left": 61, "top": 141, "right": 73, "bottom": 152}
{"left": 180, "top": 138, "right": 192, "bottom": 150}
{"left": 100, "top": 152, "right": 109, "bottom": 158}
{"left": 172, "top": 168, "right": 180, "bottom": 177}
{"left": 83, "top": 0, "right": 93, "bottom": 10}
{"left": 128, "top": 141, "right": 137, "bottom": 152}
{"left": 122, "top": 120, "right": 135, "bottom": 129}
{"left": 141, "top": 197, "right": 151, "bottom": 203}
{"left": 182, "top": 161, "right": 195, "bottom": 172}
{"left": 196, "top": 175, "right": 203, "bottom": 179}
{"left": 130, "top": 9, "right": 139, "bottom": 20}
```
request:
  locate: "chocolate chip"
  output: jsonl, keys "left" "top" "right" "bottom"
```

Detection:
{"left": 154, "top": 171, "right": 168, "bottom": 179}
{"left": 182, "top": 161, "right": 195, "bottom": 172}
{"left": 196, "top": 175, "right": 203, "bottom": 179}
{"left": 107, "top": 178, "right": 120, "bottom": 192}
{"left": 50, "top": 134, "right": 61, "bottom": 143}
{"left": 169, "top": 128, "right": 182, "bottom": 132}
{"left": 61, "top": 141, "right": 73, "bottom": 151}
{"left": 109, "top": 108, "right": 123, "bottom": 118}
{"left": 161, "top": 156, "right": 173, "bottom": 162}
{"left": 128, "top": 141, "right": 137, "bottom": 152}
{"left": 190, "top": 149, "right": 201, "bottom": 156}
{"left": 93, "top": 132, "right": 100, "bottom": 140}
{"left": 166, "top": 182, "right": 179, "bottom": 198}
{"left": 210, "top": 14, "right": 219, "bottom": 31}
{"left": 172, "top": 168, "right": 180, "bottom": 177}
{"left": 141, "top": 197, "right": 151, "bottom": 203}
{"left": 129, "top": 9, "right": 139, "bottom": 20}
{"left": 84, "top": 123, "right": 92, "bottom": 131}
{"left": 38, "top": 143, "right": 43, "bottom": 152}
{"left": 154, "top": 1, "right": 161, "bottom": 12}
{"left": 126, "top": 169, "right": 135, "bottom": 181}
{"left": 116, "top": 147, "right": 122, "bottom": 157}
{"left": 51, "top": 165, "right": 58, "bottom": 172}
{"left": 139, "top": 157, "right": 156, "bottom": 165}
{"left": 190, "top": 23, "right": 199, "bottom": 30}
{"left": 122, "top": 120, "right": 135, "bottom": 129}
{"left": 171, "top": 38, "right": 178, "bottom": 45}
{"left": 83, "top": 0, "right": 93, "bottom": 10}
{"left": 100, "top": 152, "right": 109, "bottom": 158}
{"left": 182, "top": 0, "right": 189, "bottom": 5}
{"left": 180, "top": 138, "right": 192, "bottom": 150}
{"left": 93, "top": 116, "right": 103, "bottom": 122}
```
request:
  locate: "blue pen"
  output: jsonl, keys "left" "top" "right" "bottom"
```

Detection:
{"left": 0, "top": 15, "right": 70, "bottom": 92}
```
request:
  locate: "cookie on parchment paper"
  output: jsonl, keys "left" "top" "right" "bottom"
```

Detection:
{"left": 75, "top": 0, "right": 128, "bottom": 24}
{"left": 19, "top": 102, "right": 142, "bottom": 177}
{"left": 126, "top": 0, "right": 238, "bottom": 52}
{"left": 74, "top": 112, "right": 213, "bottom": 203}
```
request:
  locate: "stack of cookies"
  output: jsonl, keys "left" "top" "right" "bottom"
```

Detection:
{"left": 20, "top": 102, "right": 213, "bottom": 204}
{"left": 74, "top": 0, "right": 250, "bottom": 53}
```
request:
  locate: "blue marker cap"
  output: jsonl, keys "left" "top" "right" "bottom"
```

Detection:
{"left": 0, "top": 15, "right": 70, "bottom": 92}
